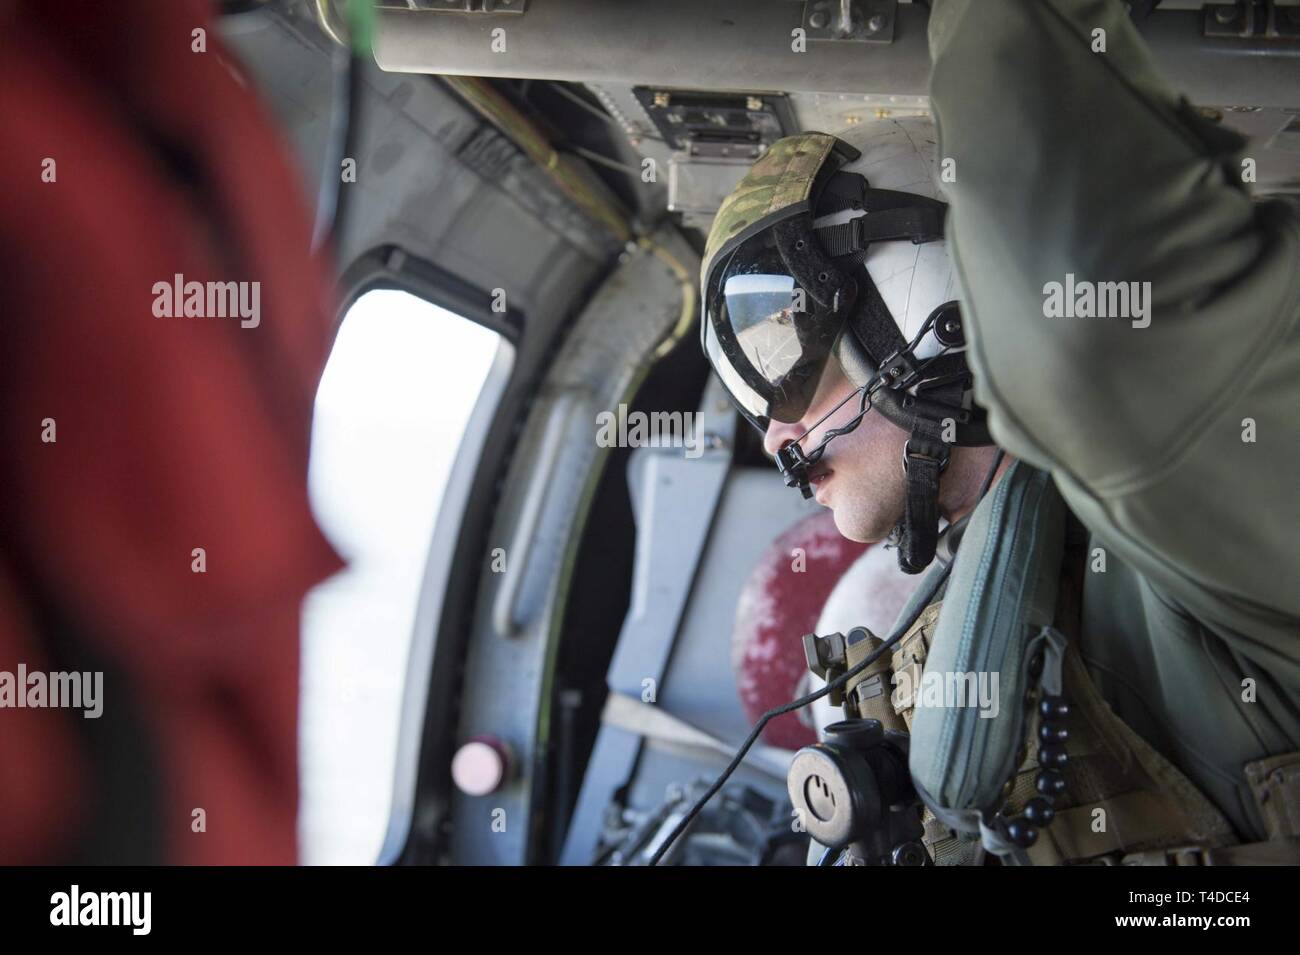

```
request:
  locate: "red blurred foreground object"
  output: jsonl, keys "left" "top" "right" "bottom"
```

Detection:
{"left": 0, "top": 0, "right": 343, "bottom": 863}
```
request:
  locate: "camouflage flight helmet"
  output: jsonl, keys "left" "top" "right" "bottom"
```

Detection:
{"left": 700, "top": 132, "right": 861, "bottom": 433}
{"left": 701, "top": 122, "right": 980, "bottom": 442}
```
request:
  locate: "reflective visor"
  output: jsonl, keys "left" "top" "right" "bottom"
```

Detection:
{"left": 699, "top": 132, "right": 858, "bottom": 434}
{"left": 702, "top": 229, "right": 845, "bottom": 431}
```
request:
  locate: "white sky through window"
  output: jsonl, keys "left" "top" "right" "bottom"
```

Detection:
{"left": 299, "top": 288, "right": 502, "bottom": 865}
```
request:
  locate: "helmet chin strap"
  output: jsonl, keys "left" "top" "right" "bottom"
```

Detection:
{"left": 896, "top": 379, "right": 962, "bottom": 574}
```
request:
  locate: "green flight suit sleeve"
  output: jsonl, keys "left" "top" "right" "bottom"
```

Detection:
{"left": 927, "top": 0, "right": 1300, "bottom": 661}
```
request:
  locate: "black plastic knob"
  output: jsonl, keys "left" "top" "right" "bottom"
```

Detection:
{"left": 1036, "top": 769, "right": 1067, "bottom": 796}
{"left": 1039, "top": 696, "right": 1070, "bottom": 720}
{"left": 1023, "top": 796, "right": 1056, "bottom": 826}
{"left": 1039, "top": 722, "right": 1069, "bottom": 744}
{"left": 1006, "top": 817, "right": 1038, "bottom": 848}
{"left": 1038, "top": 744, "right": 1069, "bottom": 769}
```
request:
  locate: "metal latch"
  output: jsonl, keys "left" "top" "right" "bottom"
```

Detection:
{"left": 801, "top": 0, "right": 897, "bottom": 44}
{"left": 1204, "top": 2, "right": 1300, "bottom": 39}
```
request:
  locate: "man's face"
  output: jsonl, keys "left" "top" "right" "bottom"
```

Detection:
{"left": 762, "top": 356, "right": 909, "bottom": 543}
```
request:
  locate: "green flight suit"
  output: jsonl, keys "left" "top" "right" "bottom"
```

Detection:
{"left": 927, "top": 0, "right": 1300, "bottom": 840}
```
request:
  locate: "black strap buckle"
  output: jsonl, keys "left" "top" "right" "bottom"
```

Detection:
{"left": 902, "top": 437, "right": 950, "bottom": 474}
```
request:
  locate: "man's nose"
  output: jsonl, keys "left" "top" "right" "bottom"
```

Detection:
{"left": 763, "top": 417, "right": 808, "bottom": 458}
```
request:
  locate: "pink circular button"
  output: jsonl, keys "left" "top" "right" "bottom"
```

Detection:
{"left": 451, "top": 737, "right": 511, "bottom": 796}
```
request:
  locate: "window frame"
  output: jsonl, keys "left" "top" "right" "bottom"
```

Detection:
{"left": 310, "top": 244, "right": 522, "bottom": 865}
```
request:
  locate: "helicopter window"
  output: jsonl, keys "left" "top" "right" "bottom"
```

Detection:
{"left": 298, "top": 288, "right": 505, "bottom": 864}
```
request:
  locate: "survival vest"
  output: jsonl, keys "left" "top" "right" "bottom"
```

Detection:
{"left": 841, "top": 462, "right": 1300, "bottom": 865}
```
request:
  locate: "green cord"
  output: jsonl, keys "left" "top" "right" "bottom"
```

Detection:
{"left": 345, "top": 0, "right": 375, "bottom": 57}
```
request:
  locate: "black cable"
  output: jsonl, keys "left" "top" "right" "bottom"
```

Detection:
{"left": 796, "top": 343, "right": 956, "bottom": 471}
{"left": 312, "top": 42, "right": 359, "bottom": 253}
{"left": 571, "top": 144, "right": 642, "bottom": 178}
{"left": 546, "top": 81, "right": 626, "bottom": 131}
{"left": 800, "top": 311, "right": 954, "bottom": 452}
{"left": 647, "top": 558, "right": 951, "bottom": 865}
{"left": 802, "top": 378, "right": 877, "bottom": 455}
{"left": 646, "top": 447, "right": 1005, "bottom": 866}
{"left": 544, "top": 81, "right": 667, "bottom": 143}
{"left": 332, "top": 51, "right": 363, "bottom": 249}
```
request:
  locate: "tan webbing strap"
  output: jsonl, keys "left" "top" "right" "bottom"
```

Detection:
{"left": 1121, "top": 837, "right": 1300, "bottom": 866}
{"left": 845, "top": 630, "right": 909, "bottom": 735}
{"left": 856, "top": 600, "right": 963, "bottom": 861}
{"left": 921, "top": 808, "right": 982, "bottom": 866}
{"left": 1043, "top": 791, "right": 1189, "bottom": 861}
{"left": 1061, "top": 644, "right": 1237, "bottom": 850}
{"left": 1016, "top": 514, "right": 1238, "bottom": 863}
{"left": 888, "top": 601, "right": 941, "bottom": 732}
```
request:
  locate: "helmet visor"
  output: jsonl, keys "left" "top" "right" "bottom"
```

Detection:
{"left": 702, "top": 229, "right": 846, "bottom": 431}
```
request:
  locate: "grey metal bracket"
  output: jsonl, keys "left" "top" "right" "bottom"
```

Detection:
{"left": 1204, "top": 2, "right": 1300, "bottom": 39}
{"left": 801, "top": 0, "right": 897, "bottom": 44}
{"left": 413, "top": 0, "right": 528, "bottom": 14}
{"left": 557, "top": 380, "right": 736, "bottom": 866}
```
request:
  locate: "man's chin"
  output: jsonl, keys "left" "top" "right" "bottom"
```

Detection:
{"left": 828, "top": 506, "right": 891, "bottom": 545}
